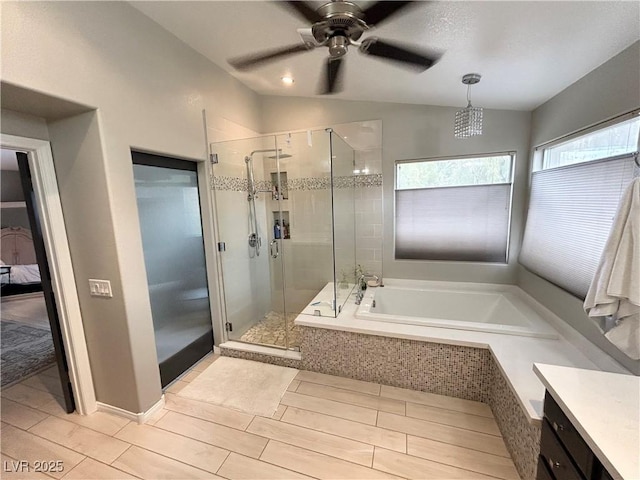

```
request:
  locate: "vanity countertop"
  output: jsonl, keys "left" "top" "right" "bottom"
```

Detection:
{"left": 534, "top": 363, "right": 639, "bottom": 480}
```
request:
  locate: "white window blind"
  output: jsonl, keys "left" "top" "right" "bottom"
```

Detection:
{"left": 519, "top": 156, "right": 638, "bottom": 298}
{"left": 395, "top": 184, "right": 511, "bottom": 262}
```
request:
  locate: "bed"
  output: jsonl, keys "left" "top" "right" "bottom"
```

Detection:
{"left": 1, "top": 227, "right": 42, "bottom": 295}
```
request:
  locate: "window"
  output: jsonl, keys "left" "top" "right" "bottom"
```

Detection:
{"left": 395, "top": 154, "right": 514, "bottom": 262}
{"left": 520, "top": 114, "right": 640, "bottom": 298}
{"left": 542, "top": 116, "right": 640, "bottom": 169}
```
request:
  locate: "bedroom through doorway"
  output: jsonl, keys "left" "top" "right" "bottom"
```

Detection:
{"left": 1, "top": 149, "right": 75, "bottom": 412}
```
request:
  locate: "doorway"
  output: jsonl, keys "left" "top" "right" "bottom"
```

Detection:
{"left": 1, "top": 149, "right": 75, "bottom": 412}
{"left": 132, "top": 151, "right": 214, "bottom": 388}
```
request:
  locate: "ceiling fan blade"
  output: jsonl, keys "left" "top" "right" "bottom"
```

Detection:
{"left": 361, "top": 1, "right": 414, "bottom": 26}
{"left": 228, "top": 43, "right": 314, "bottom": 71}
{"left": 359, "top": 37, "right": 441, "bottom": 71}
{"left": 321, "top": 57, "right": 344, "bottom": 95}
{"left": 280, "top": 1, "right": 323, "bottom": 24}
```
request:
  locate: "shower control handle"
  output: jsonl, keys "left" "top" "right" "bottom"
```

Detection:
{"left": 270, "top": 239, "right": 279, "bottom": 259}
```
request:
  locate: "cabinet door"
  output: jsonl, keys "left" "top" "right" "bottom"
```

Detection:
{"left": 544, "top": 392, "right": 596, "bottom": 478}
{"left": 537, "top": 456, "right": 556, "bottom": 480}
{"left": 539, "top": 419, "right": 583, "bottom": 480}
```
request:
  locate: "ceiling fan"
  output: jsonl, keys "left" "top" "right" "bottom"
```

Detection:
{"left": 228, "top": 1, "right": 442, "bottom": 94}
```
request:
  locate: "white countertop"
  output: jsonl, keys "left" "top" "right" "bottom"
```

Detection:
{"left": 295, "top": 280, "right": 630, "bottom": 424}
{"left": 534, "top": 363, "right": 640, "bottom": 480}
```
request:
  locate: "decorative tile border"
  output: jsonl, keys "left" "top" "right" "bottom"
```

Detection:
{"left": 487, "top": 355, "right": 541, "bottom": 480}
{"left": 211, "top": 174, "right": 383, "bottom": 192}
{"left": 220, "top": 345, "right": 301, "bottom": 369}
{"left": 354, "top": 174, "right": 383, "bottom": 188}
{"left": 299, "top": 326, "right": 491, "bottom": 401}
{"left": 286, "top": 177, "right": 331, "bottom": 191}
{"left": 211, "top": 175, "right": 248, "bottom": 192}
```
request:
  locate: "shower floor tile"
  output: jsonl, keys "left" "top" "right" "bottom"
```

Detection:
{"left": 239, "top": 311, "right": 300, "bottom": 348}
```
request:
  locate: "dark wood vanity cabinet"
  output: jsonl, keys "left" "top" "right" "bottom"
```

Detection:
{"left": 537, "top": 392, "right": 612, "bottom": 480}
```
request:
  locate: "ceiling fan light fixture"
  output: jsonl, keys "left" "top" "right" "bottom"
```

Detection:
{"left": 454, "top": 73, "right": 483, "bottom": 138}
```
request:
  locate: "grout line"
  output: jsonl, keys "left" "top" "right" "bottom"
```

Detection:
{"left": 296, "top": 381, "right": 405, "bottom": 412}
{"left": 161, "top": 396, "right": 253, "bottom": 432}
{"left": 25, "top": 413, "right": 52, "bottom": 432}
{"left": 278, "top": 407, "right": 406, "bottom": 453}
{"left": 398, "top": 446, "right": 512, "bottom": 480}
{"left": 404, "top": 399, "right": 497, "bottom": 420}
{"left": 279, "top": 401, "right": 377, "bottom": 427}
{"left": 283, "top": 391, "right": 379, "bottom": 422}
{"left": 399, "top": 429, "right": 511, "bottom": 459}
{"left": 112, "top": 420, "right": 132, "bottom": 437}
{"left": 382, "top": 410, "right": 504, "bottom": 440}
{"left": 266, "top": 439, "right": 409, "bottom": 479}
{"left": 109, "top": 444, "right": 133, "bottom": 466}
{"left": 256, "top": 444, "right": 321, "bottom": 479}
{"left": 294, "top": 377, "right": 381, "bottom": 396}
{"left": 113, "top": 444, "right": 223, "bottom": 477}
{"left": 406, "top": 434, "right": 516, "bottom": 461}
{"left": 214, "top": 449, "right": 232, "bottom": 476}
{"left": 243, "top": 415, "right": 256, "bottom": 432}
{"left": 143, "top": 413, "right": 255, "bottom": 448}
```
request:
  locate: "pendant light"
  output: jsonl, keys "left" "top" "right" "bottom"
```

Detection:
{"left": 454, "top": 73, "right": 483, "bottom": 138}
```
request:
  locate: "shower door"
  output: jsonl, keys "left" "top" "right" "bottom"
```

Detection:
{"left": 210, "top": 131, "right": 336, "bottom": 350}
{"left": 133, "top": 152, "right": 214, "bottom": 387}
{"left": 210, "top": 136, "right": 286, "bottom": 348}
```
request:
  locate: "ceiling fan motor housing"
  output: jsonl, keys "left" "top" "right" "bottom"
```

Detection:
{"left": 312, "top": 1, "right": 368, "bottom": 46}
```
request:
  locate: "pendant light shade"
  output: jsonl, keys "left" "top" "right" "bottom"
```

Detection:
{"left": 454, "top": 73, "right": 483, "bottom": 138}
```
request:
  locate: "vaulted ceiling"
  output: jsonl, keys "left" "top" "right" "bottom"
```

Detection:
{"left": 136, "top": 2, "right": 638, "bottom": 110}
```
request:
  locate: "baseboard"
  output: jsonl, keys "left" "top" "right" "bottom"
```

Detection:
{"left": 96, "top": 395, "right": 165, "bottom": 424}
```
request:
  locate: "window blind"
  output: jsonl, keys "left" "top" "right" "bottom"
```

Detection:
{"left": 519, "top": 156, "right": 637, "bottom": 298}
{"left": 395, "top": 183, "right": 511, "bottom": 262}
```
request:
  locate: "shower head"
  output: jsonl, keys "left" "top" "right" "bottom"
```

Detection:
{"left": 267, "top": 149, "right": 291, "bottom": 160}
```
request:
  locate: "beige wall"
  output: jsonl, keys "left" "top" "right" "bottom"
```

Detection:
{"left": 521, "top": 42, "right": 640, "bottom": 375}
{"left": 1, "top": 109, "right": 50, "bottom": 141}
{"left": 261, "top": 96, "right": 532, "bottom": 285}
{"left": 1, "top": 1, "right": 262, "bottom": 412}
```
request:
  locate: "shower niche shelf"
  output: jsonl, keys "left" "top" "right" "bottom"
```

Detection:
{"left": 270, "top": 171, "right": 288, "bottom": 200}
{"left": 272, "top": 210, "right": 291, "bottom": 240}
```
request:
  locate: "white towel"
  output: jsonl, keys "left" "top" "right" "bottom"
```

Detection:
{"left": 584, "top": 177, "right": 640, "bottom": 359}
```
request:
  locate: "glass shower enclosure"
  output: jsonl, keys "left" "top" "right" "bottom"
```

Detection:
{"left": 210, "top": 129, "right": 356, "bottom": 350}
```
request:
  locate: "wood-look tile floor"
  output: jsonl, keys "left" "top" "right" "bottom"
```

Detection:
{"left": 1, "top": 354, "right": 521, "bottom": 480}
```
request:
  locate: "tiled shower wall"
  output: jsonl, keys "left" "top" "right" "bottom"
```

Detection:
{"left": 353, "top": 149, "right": 383, "bottom": 279}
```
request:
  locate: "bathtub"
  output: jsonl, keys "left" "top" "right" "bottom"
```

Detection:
{"left": 355, "top": 281, "right": 558, "bottom": 339}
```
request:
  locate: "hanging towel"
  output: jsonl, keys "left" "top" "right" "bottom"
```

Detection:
{"left": 584, "top": 177, "right": 640, "bottom": 359}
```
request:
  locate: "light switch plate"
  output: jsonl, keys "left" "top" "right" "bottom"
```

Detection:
{"left": 89, "top": 279, "right": 113, "bottom": 298}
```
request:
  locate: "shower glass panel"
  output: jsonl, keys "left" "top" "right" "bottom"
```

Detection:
{"left": 210, "top": 129, "right": 355, "bottom": 350}
{"left": 329, "top": 131, "right": 357, "bottom": 312}
{"left": 210, "top": 136, "right": 280, "bottom": 346}
{"left": 132, "top": 153, "right": 213, "bottom": 388}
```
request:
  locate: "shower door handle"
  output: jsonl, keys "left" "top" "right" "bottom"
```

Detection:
{"left": 270, "top": 239, "right": 279, "bottom": 259}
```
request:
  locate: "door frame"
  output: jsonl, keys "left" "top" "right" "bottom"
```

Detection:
{"left": 1, "top": 134, "right": 97, "bottom": 415}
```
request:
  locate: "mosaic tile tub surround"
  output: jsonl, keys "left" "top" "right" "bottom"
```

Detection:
{"left": 299, "top": 326, "right": 492, "bottom": 401}
{"left": 488, "top": 355, "right": 541, "bottom": 480}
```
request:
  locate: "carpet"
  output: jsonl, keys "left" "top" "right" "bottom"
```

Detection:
{"left": 1, "top": 320, "right": 55, "bottom": 387}
{"left": 178, "top": 356, "right": 298, "bottom": 417}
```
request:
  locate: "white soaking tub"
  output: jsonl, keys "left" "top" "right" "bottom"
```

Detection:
{"left": 355, "top": 281, "right": 558, "bottom": 339}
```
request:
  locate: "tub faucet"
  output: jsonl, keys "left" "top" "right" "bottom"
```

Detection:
{"left": 355, "top": 274, "right": 379, "bottom": 305}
